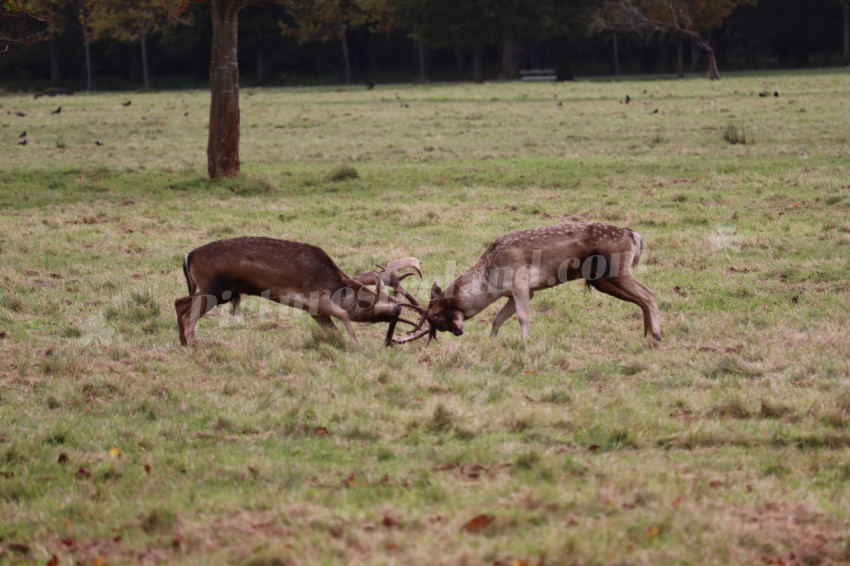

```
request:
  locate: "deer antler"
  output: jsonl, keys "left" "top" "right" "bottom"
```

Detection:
{"left": 359, "top": 257, "right": 423, "bottom": 346}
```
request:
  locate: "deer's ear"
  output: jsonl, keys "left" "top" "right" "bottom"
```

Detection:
{"left": 430, "top": 282, "right": 442, "bottom": 302}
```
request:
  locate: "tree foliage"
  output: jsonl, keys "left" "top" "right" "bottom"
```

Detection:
{"left": 280, "top": 0, "right": 390, "bottom": 83}
{"left": 1, "top": 0, "right": 60, "bottom": 49}
{"left": 593, "top": 0, "right": 755, "bottom": 79}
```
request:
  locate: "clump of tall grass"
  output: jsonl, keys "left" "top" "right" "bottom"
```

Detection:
{"left": 325, "top": 164, "right": 358, "bottom": 182}
{"left": 722, "top": 122, "right": 751, "bottom": 145}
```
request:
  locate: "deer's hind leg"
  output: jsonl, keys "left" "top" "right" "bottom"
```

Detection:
{"left": 587, "top": 275, "right": 660, "bottom": 341}
{"left": 315, "top": 298, "right": 358, "bottom": 342}
{"left": 490, "top": 297, "right": 517, "bottom": 337}
{"left": 175, "top": 294, "right": 218, "bottom": 347}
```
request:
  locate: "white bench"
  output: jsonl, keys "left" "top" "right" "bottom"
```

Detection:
{"left": 519, "top": 69, "right": 557, "bottom": 81}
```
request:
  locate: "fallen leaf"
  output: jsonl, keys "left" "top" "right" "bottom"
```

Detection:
{"left": 47, "top": 554, "right": 59, "bottom": 566}
{"left": 313, "top": 426, "right": 328, "bottom": 437}
{"left": 588, "top": 444, "right": 600, "bottom": 452}
{"left": 672, "top": 496, "right": 682, "bottom": 510}
{"left": 646, "top": 526, "right": 661, "bottom": 539}
{"left": 76, "top": 467, "right": 91, "bottom": 480}
{"left": 461, "top": 513, "right": 495, "bottom": 533}
{"left": 109, "top": 447, "right": 120, "bottom": 459}
{"left": 144, "top": 464, "right": 152, "bottom": 474}
{"left": 382, "top": 510, "right": 400, "bottom": 528}
{"left": 57, "top": 453, "right": 68, "bottom": 464}
{"left": 7, "top": 542, "right": 30, "bottom": 554}
{"left": 673, "top": 286, "right": 687, "bottom": 297}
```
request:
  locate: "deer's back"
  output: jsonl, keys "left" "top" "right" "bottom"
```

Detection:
{"left": 188, "top": 237, "right": 348, "bottom": 294}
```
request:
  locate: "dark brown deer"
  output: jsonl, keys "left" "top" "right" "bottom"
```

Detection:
{"left": 397, "top": 222, "right": 660, "bottom": 344}
{"left": 175, "top": 237, "right": 420, "bottom": 347}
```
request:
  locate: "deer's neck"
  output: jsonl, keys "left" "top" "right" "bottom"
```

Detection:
{"left": 445, "top": 260, "right": 502, "bottom": 319}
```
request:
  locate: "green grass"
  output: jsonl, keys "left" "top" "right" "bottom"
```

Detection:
{"left": 2, "top": 70, "right": 850, "bottom": 565}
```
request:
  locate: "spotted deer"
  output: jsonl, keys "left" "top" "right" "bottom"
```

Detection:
{"left": 397, "top": 222, "right": 660, "bottom": 344}
{"left": 175, "top": 237, "right": 421, "bottom": 347}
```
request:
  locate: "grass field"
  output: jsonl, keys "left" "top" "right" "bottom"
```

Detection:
{"left": 2, "top": 70, "right": 850, "bottom": 565}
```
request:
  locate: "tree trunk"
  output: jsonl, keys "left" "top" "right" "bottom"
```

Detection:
{"left": 341, "top": 29, "right": 352, "bottom": 85}
{"left": 84, "top": 32, "right": 93, "bottom": 91}
{"left": 417, "top": 42, "right": 426, "bottom": 82}
{"left": 676, "top": 37, "right": 684, "bottom": 78}
{"left": 691, "top": 40, "right": 700, "bottom": 72}
{"left": 454, "top": 44, "right": 466, "bottom": 80}
{"left": 49, "top": 38, "right": 61, "bottom": 84}
{"left": 140, "top": 33, "right": 150, "bottom": 89}
{"left": 472, "top": 43, "right": 483, "bottom": 83}
{"left": 257, "top": 49, "right": 269, "bottom": 84}
{"left": 208, "top": 1, "right": 243, "bottom": 179}
{"left": 501, "top": 39, "right": 517, "bottom": 79}
{"left": 694, "top": 38, "right": 720, "bottom": 80}
{"left": 612, "top": 33, "right": 620, "bottom": 76}
{"left": 843, "top": 1, "right": 850, "bottom": 64}
{"left": 555, "top": 36, "right": 575, "bottom": 81}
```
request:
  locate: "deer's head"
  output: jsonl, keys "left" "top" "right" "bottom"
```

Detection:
{"left": 352, "top": 261, "right": 423, "bottom": 346}
{"left": 394, "top": 281, "right": 465, "bottom": 344}
{"left": 424, "top": 282, "right": 464, "bottom": 336}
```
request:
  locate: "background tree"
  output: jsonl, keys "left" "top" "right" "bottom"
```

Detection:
{"left": 1, "top": 1, "right": 58, "bottom": 50}
{"left": 87, "top": 0, "right": 188, "bottom": 89}
{"left": 547, "top": 0, "right": 597, "bottom": 81}
{"left": 839, "top": 0, "right": 850, "bottom": 63}
{"left": 204, "top": 0, "right": 267, "bottom": 179}
{"left": 593, "top": 0, "right": 753, "bottom": 79}
{"left": 280, "top": 0, "right": 389, "bottom": 85}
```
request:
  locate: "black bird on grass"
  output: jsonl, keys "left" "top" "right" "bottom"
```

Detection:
{"left": 122, "top": 100, "right": 132, "bottom": 107}
{"left": 18, "top": 131, "right": 26, "bottom": 138}
{"left": 18, "top": 138, "right": 27, "bottom": 146}
{"left": 13, "top": 111, "right": 26, "bottom": 117}
{"left": 51, "top": 106, "right": 61, "bottom": 114}
{"left": 95, "top": 140, "right": 103, "bottom": 146}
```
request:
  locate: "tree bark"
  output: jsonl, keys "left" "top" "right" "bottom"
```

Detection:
{"left": 208, "top": 0, "right": 244, "bottom": 179}
{"left": 612, "top": 33, "right": 621, "bottom": 76}
{"left": 84, "top": 32, "right": 93, "bottom": 91}
{"left": 472, "top": 43, "right": 483, "bottom": 82}
{"left": 454, "top": 44, "right": 466, "bottom": 80}
{"left": 49, "top": 38, "right": 61, "bottom": 84}
{"left": 676, "top": 37, "right": 684, "bottom": 78}
{"left": 555, "top": 36, "right": 575, "bottom": 81}
{"left": 501, "top": 39, "right": 517, "bottom": 79}
{"left": 843, "top": 1, "right": 850, "bottom": 64}
{"left": 141, "top": 33, "right": 150, "bottom": 89}
{"left": 696, "top": 38, "right": 720, "bottom": 80}
{"left": 341, "top": 29, "right": 352, "bottom": 85}
{"left": 417, "top": 42, "right": 426, "bottom": 82}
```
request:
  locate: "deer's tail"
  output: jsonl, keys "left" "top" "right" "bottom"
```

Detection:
{"left": 628, "top": 229, "right": 643, "bottom": 269}
{"left": 183, "top": 252, "right": 196, "bottom": 296}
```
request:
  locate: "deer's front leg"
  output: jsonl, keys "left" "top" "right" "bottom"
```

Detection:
{"left": 490, "top": 297, "right": 517, "bottom": 337}
{"left": 311, "top": 314, "right": 339, "bottom": 332}
{"left": 317, "top": 298, "right": 359, "bottom": 342}
{"left": 511, "top": 287, "right": 533, "bottom": 341}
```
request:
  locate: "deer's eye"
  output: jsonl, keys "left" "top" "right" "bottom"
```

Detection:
{"left": 434, "top": 312, "right": 445, "bottom": 320}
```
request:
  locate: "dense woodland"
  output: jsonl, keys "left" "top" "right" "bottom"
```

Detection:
{"left": 1, "top": 0, "right": 849, "bottom": 91}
